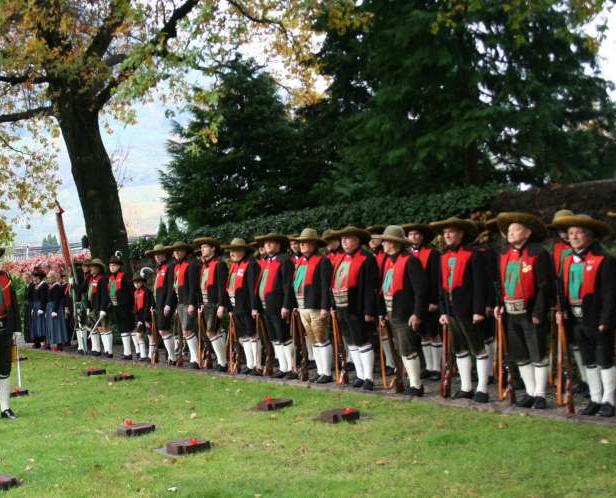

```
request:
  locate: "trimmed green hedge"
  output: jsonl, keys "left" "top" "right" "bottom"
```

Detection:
{"left": 130, "top": 183, "right": 508, "bottom": 258}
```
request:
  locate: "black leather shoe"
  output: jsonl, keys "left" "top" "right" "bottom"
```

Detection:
{"left": 515, "top": 394, "right": 535, "bottom": 408}
{"left": 352, "top": 378, "right": 364, "bottom": 388}
{"left": 272, "top": 370, "right": 286, "bottom": 379}
{"left": 309, "top": 373, "right": 320, "bottom": 383}
{"left": 185, "top": 362, "right": 200, "bottom": 369}
{"left": 473, "top": 391, "right": 489, "bottom": 403}
{"left": 122, "top": 354, "right": 132, "bottom": 361}
{"left": 240, "top": 366, "right": 250, "bottom": 375}
{"left": 420, "top": 369, "right": 431, "bottom": 379}
{"left": 453, "top": 390, "right": 474, "bottom": 400}
{"left": 167, "top": 360, "right": 177, "bottom": 366}
{"left": 316, "top": 375, "right": 333, "bottom": 384}
{"left": 580, "top": 401, "right": 601, "bottom": 416}
{"left": 404, "top": 385, "right": 424, "bottom": 397}
{"left": 215, "top": 364, "right": 227, "bottom": 372}
{"left": 430, "top": 371, "right": 442, "bottom": 381}
{"left": 104, "top": 353, "right": 113, "bottom": 359}
{"left": 599, "top": 402, "right": 615, "bottom": 417}
{"left": 532, "top": 396, "right": 547, "bottom": 410}
{"left": 90, "top": 351, "right": 101, "bottom": 357}
{"left": 362, "top": 379, "right": 374, "bottom": 391}
{"left": 285, "top": 371, "right": 299, "bottom": 380}
{"left": 1, "top": 408, "right": 16, "bottom": 420}
{"left": 249, "top": 369, "right": 261, "bottom": 377}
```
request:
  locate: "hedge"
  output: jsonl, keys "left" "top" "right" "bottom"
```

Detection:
{"left": 130, "top": 183, "right": 509, "bottom": 259}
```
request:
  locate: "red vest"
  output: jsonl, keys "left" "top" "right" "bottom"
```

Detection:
{"left": 441, "top": 247, "right": 474, "bottom": 293}
{"left": 258, "top": 257, "right": 282, "bottom": 299}
{"left": 294, "top": 254, "right": 323, "bottom": 287}
{"left": 200, "top": 258, "right": 219, "bottom": 291}
{"left": 563, "top": 252, "right": 604, "bottom": 302}
{"left": 332, "top": 250, "right": 368, "bottom": 291}
{"left": 0, "top": 272, "right": 13, "bottom": 317}
{"left": 227, "top": 259, "right": 250, "bottom": 296}
{"left": 553, "top": 240, "right": 572, "bottom": 277}
{"left": 155, "top": 264, "right": 169, "bottom": 289}
{"left": 411, "top": 246, "right": 432, "bottom": 271}
{"left": 107, "top": 272, "right": 125, "bottom": 292}
{"left": 499, "top": 245, "right": 537, "bottom": 303}
{"left": 134, "top": 287, "right": 146, "bottom": 312}
{"left": 382, "top": 253, "right": 411, "bottom": 298}
{"left": 174, "top": 260, "right": 189, "bottom": 289}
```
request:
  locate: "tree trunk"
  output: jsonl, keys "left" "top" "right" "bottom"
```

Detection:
{"left": 56, "top": 105, "right": 130, "bottom": 265}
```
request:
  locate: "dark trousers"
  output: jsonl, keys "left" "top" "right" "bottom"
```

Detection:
{"left": 0, "top": 333, "right": 11, "bottom": 378}
{"left": 336, "top": 308, "right": 374, "bottom": 347}
{"left": 449, "top": 315, "right": 485, "bottom": 356}
{"left": 570, "top": 318, "right": 614, "bottom": 369}
{"left": 233, "top": 312, "right": 256, "bottom": 339}
{"left": 263, "top": 309, "right": 290, "bottom": 343}
{"left": 506, "top": 313, "right": 547, "bottom": 364}
{"left": 388, "top": 316, "right": 419, "bottom": 357}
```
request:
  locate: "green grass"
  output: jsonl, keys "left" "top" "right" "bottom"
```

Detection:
{"left": 2, "top": 351, "right": 616, "bottom": 497}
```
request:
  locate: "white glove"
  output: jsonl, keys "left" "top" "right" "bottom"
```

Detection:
{"left": 87, "top": 308, "right": 92, "bottom": 316}
{"left": 137, "top": 321, "right": 143, "bottom": 328}
{"left": 37, "top": 309, "right": 44, "bottom": 316}
{"left": 164, "top": 305, "right": 171, "bottom": 316}
{"left": 51, "top": 312, "right": 58, "bottom": 318}
{"left": 68, "top": 277, "right": 75, "bottom": 285}
{"left": 99, "top": 310, "right": 107, "bottom": 318}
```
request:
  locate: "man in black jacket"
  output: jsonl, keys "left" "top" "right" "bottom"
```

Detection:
{"left": 494, "top": 213, "right": 553, "bottom": 410}
{"left": 293, "top": 228, "right": 334, "bottom": 383}
{"left": 0, "top": 247, "right": 20, "bottom": 420}
{"left": 146, "top": 244, "right": 176, "bottom": 364}
{"left": 166, "top": 241, "right": 200, "bottom": 368}
{"left": 107, "top": 256, "right": 135, "bottom": 360}
{"left": 554, "top": 214, "right": 616, "bottom": 417}
{"left": 253, "top": 233, "right": 295, "bottom": 379}
{"left": 430, "top": 217, "right": 489, "bottom": 403}
{"left": 87, "top": 259, "right": 109, "bottom": 357}
{"left": 194, "top": 236, "right": 229, "bottom": 371}
{"left": 376, "top": 226, "right": 428, "bottom": 396}
{"left": 221, "top": 238, "right": 261, "bottom": 374}
{"left": 331, "top": 226, "right": 379, "bottom": 390}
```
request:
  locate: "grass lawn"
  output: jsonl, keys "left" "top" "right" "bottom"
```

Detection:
{"left": 1, "top": 351, "right": 616, "bottom": 497}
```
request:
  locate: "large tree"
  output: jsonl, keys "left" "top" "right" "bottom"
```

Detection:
{"left": 308, "top": 0, "right": 616, "bottom": 201}
{"left": 0, "top": 0, "right": 323, "bottom": 257}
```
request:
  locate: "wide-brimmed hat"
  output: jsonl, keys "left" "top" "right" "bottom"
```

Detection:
{"left": 485, "top": 218, "right": 500, "bottom": 233}
{"left": 254, "top": 232, "right": 289, "bottom": 246}
{"left": 322, "top": 229, "right": 340, "bottom": 242}
{"left": 291, "top": 228, "right": 327, "bottom": 247}
{"left": 167, "top": 241, "right": 194, "bottom": 253}
{"left": 496, "top": 212, "right": 547, "bottom": 242}
{"left": 373, "top": 225, "right": 411, "bottom": 246}
{"left": 401, "top": 222, "right": 435, "bottom": 244}
{"left": 108, "top": 256, "right": 123, "bottom": 266}
{"left": 548, "top": 209, "right": 575, "bottom": 230}
{"left": 365, "top": 225, "right": 386, "bottom": 235}
{"left": 430, "top": 217, "right": 478, "bottom": 243}
{"left": 145, "top": 244, "right": 170, "bottom": 258}
{"left": 222, "top": 238, "right": 254, "bottom": 252}
{"left": 551, "top": 214, "right": 612, "bottom": 239}
{"left": 193, "top": 236, "right": 222, "bottom": 249}
{"left": 335, "top": 226, "right": 372, "bottom": 245}
{"left": 89, "top": 258, "right": 106, "bottom": 272}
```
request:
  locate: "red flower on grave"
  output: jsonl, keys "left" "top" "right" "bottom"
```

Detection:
{"left": 87, "top": 367, "right": 95, "bottom": 373}
{"left": 123, "top": 419, "right": 134, "bottom": 426}
{"left": 264, "top": 395, "right": 273, "bottom": 402}
{"left": 120, "top": 373, "right": 129, "bottom": 379}
{"left": 187, "top": 438, "right": 201, "bottom": 446}
{"left": 342, "top": 407, "right": 356, "bottom": 416}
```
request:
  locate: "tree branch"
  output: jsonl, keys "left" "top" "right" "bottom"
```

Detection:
{"left": 0, "top": 106, "right": 52, "bottom": 124}
{"left": 0, "top": 73, "right": 49, "bottom": 84}
{"left": 85, "top": 0, "right": 130, "bottom": 59}
{"left": 95, "top": 0, "right": 200, "bottom": 107}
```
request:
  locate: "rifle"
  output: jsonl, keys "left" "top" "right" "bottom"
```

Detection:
{"left": 150, "top": 309, "right": 159, "bottom": 364}
{"left": 331, "top": 311, "right": 348, "bottom": 385}
{"left": 256, "top": 316, "right": 274, "bottom": 376}
{"left": 174, "top": 311, "right": 185, "bottom": 368}
{"left": 226, "top": 315, "right": 241, "bottom": 374}
{"left": 494, "top": 281, "right": 516, "bottom": 404}
{"left": 548, "top": 310, "right": 557, "bottom": 386}
{"left": 440, "top": 296, "right": 454, "bottom": 398}
{"left": 196, "top": 308, "right": 215, "bottom": 369}
{"left": 378, "top": 319, "right": 404, "bottom": 393}
{"left": 555, "top": 277, "right": 575, "bottom": 414}
{"left": 291, "top": 310, "right": 309, "bottom": 381}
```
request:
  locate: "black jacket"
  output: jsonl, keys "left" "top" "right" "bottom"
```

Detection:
{"left": 224, "top": 256, "right": 260, "bottom": 313}
{"left": 198, "top": 256, "right": 229, "bottom": 307}
{"left": 167, "top": 257, "right": 199, "bottom": 307}
{"left": 331, "top": 248, "right": 379, "bottom": 317}
{"left": 106, "top": 271, "right": 134, "bottom": 309}
{"left": 48, "top": 283, "right": 66, "bottom": 313}
{"left": 88, "top": 273, "right": 109, "bottom": 313}
{"left": 439, "top": 245, "right": 487, "bottom": 318}
{"left": 0, "top": 271, "right": 20, "bottom": 335}
{"left": 134, "top": 287, "right": 155, "bottom": 323}
{"left": 256, "top": 252, "right": 295, "bottom": 312}
{"left": 293, "top": 253, "right": 333, "bottom": 310}
{"left": 378, "top": 251, "right": 428, "bottom": 321}
{"left": 154, "top": 259, "right": 175, "bottom": 310}
{"left": 32, "top": 281, "right": 48, "bottom": 312}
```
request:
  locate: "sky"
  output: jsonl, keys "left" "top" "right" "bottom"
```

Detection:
{"left": 9, "top": 7, "right": 616, "bottom": 246}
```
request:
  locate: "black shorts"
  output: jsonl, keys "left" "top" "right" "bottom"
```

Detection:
{"left": 505, "top": 313, "right": 547, "bottom": 364}
{"left": 419, "top": 311, "right": 440, "bottom": 340}
{"left": 449, "top": 315, "right": 486, "bottom": 356}
{"left": 336, "top": 308, "right": 374, "bottom": 347}
{"left": 263, "top": 310, "right": 291, "bottom": 343}
{"left": 202, "top": 303, "right": 219, "bottom": 333}
{"left": 388, "top": 317, "right": 419, "bottom": 357}
{"left": 155, "top": 308, "right": 173, "bottom": 331}
{"left": 233, "top": 312, "right": 256, "bottom": 339}
{"left": 570, "top": 318, "right": 614, "bottom": 369}
{"left": 109, "top": 305, "right": 135, "bottom": 333}
{"left": 0, "top": 333, "right": 12, "bottom": 377}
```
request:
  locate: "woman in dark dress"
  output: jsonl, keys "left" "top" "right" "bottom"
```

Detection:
{"left": 31, "top": 269, "right": 48, "bottom": 348}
